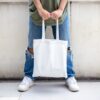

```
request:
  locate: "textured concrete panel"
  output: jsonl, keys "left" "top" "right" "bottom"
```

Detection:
{"left": 0, "top": 3, "right": 29, "bottom": 78}
{"left": 71, "top": 2, "right": 100, "bottom": 77}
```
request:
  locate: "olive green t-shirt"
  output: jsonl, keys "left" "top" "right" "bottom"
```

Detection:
{"left": 29, "top": 0, "right": 68, "bottom": 26}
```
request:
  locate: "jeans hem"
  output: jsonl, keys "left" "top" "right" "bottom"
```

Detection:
{"left": 24, "top": 74, "right": 35, "bottom": 80}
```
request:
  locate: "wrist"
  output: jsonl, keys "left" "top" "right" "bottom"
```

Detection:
{"left": 58, "top": 8, "right": 64, "bottom": 14}
{"left": 37, "top": 5, "right": 43, "bottom": 12}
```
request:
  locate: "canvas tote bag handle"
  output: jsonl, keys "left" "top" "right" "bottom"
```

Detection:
{"left": 42, "top": 19, "right": 59, "bottom": 40}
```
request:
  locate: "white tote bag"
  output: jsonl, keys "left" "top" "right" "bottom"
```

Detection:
{"left": 32, "top": 20, "right": 68, "bottom": 78}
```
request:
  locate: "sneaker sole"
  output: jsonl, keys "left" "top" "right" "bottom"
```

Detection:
{"left": 18, "top": 83, "right": 35, "bottom": 92}
{"left": 65, "top": 83, "right": 79, "bottom": 92}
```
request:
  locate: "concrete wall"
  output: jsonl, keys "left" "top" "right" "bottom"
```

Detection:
{"left": 0, "top": 0, "right": 100, "bottom": 79}
{"left": 71, "top": 1, "right": 100, "bottom": 78}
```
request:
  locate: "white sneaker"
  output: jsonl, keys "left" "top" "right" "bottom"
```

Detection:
{"left": 18, "top": 76, "right": 34, "bottom": 92}
{"left": 65, "top": 77, "right": 79, "bottom": 92}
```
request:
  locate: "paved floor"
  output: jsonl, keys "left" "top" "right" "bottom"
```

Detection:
{"left": 0, "top": 80, "right": 100, "bottom": 100}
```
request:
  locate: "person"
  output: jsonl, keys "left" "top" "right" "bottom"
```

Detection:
{"left": 18, "top": 0, "right": 79, "bottom": 92}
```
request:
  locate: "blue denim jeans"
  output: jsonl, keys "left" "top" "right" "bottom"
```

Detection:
{"left": 24, "top": 16, "right": 75, "bottom": 80}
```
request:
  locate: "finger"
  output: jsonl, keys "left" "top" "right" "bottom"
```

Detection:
{"left": 47, "top": 13, "right": 51, "bottom": 18}
{"left": 42, "top": 14, "right": 48, "bottom": 20}
{"left": 42, "top": 16, "right": 47, "bottom": 20}
{"left": 51, "top": 13, "right": 56, "bottom": 19}
{"left": 52, "top": 12, "right": 58, "bottom": 20}
{"left": 53, "top": 14, "right": 58, "bottom": 20}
